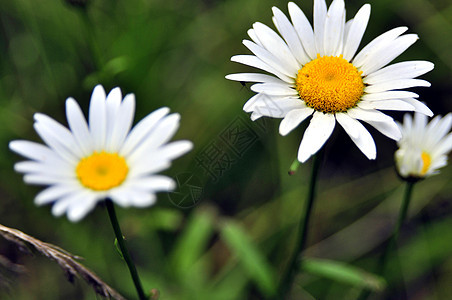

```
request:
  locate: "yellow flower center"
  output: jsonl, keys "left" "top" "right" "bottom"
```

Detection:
{"left": 420, "top": 151, "right": 431, "bottom": 176}
{"left": 296, "top": 55, "right": 365, "bottom": 113}
{"left": 76, "top": 151, "right": 129, "bottom": 191}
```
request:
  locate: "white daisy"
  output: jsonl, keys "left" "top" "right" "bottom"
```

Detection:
{"left": 395, "top": 112, "right": 452, "bottom": 180}
{"left": 226, "top": 0, "right": 434, "bottom": 162}
{"left": 9, "top": 85, "right": 193, "bottom": 222}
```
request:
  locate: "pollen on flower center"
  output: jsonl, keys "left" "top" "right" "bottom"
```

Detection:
{"left": 420, "top": 151, "right": 432, "bottom": 175}
{"left": 296, "top": 54, "right": 365, "bottom": 113}
{"left": 76, "top": 151, "right": 128, "bottom": 191}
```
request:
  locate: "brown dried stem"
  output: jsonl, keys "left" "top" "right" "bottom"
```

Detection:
{"left": 0, "top": 223, "right": 126, "bottom": 300}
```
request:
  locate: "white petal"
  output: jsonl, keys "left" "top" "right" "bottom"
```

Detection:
{"left": 335, "top": 8, "right": 346, "bottom": 56}
{"left": 129, "top": 192, "right": 156, "bottom": 208}
{"left": 244, "top": 93, "right": 303, "bottom": 112}
{"left": 132, "top": 175, "right": 176, "bottom": 192}
{"left": 154, "top": 140, "right": 193, "bottom": 161}
{"left": 67, "top": 195, "right": 98, "bottom": 222}
{"left": 352, "top": 27, "right": 408, "bottom": 68}
{"left": 34, "top": 113, "right": 83, "bottom": 157}
{"left": 358, "top": 100, "right": 415, "bottom": 111}
{"left": 428, "top": 157, "right": 447, "bottom": 174}
{"left": 14, "top": 161, "right": 73, "bottom": 177}
{"left": 250, "top": 82, "right": 298, "bottom": 96}
{"left": 52, "top": 191, "right": 96, "bottom": 219}
{"left": 313, "top": 0, "right": 328, "bottom": 56}
{"left": 250, "top": 111, "right": 262, "bottom": 121}
{"left": 336, "top": 112, "right": 359, "bottom": 139}
{"left": 343, "top": 18, "right": 353, "bottom": 43}
{"left": 364, "top": 79, "right": 431, "bottom": 93}
{"left": 35, "top": 184, "right": 80, "bottom": 205}
{"left": 89, "top": 85, "right": 107, "bottom": 150}
{"left": 359, "top": 34, "right": 419, "bottom": 76}
{"left": 9, "top": 140, "right": 63, "bottom": 164}
{"left": 364, "top": 61, "right": 435, "bottom": 84}
{"left": 433, "top": 133, "right": 452, "bottom": 157}
{"left": 108, "top": 188, "right": 132, "bottom": 207}
{"left": 420, "top": 114, "right": 441, "bottom": 136}
{"left": 231, "top": 55, "right": 294, "bottom": 83}
{"left": 66, "top": 98, "right": 93, "bottom": 156}
{"left": 399, "top": 113, "right": 413, "bottom": 137}
{"left": 110, "top": 187, "right": 157, "bottom": 208}
{"left": 243, "top": 94, "right": 261, "bottom": 112}
{"left": 33, "top": 122, "right": 78, "bottom": 164}
{"left": 52, "top": 194, "right": 80, "bottom": 217}
{"left": 298, "top": 112, "right": 335, "bottom": 162}
{"left": 323, "top": 0, "right": 345, "bottom": 56}
{"left": 225, "top": 73, "right": 283, "bottom": 84}
{"left": 350, "top": 125, "right": 377, "bottom": 160}
{"left": 401, "top": 98, "right": 433, "bottom": 116}
{"left": 404, "top": 112, "right": 414, "bottom": 126}
{"left": 279, "top": 107, "right": 314, "bottom": 136}
{"left": 104, "top": 88, "right": 122, "bottom": 150}
{"left": 346, "top": 107, "right": 393, "bottom": 122}
{"left": 247, "top": 29, "right": 263, "bottom": 47}
{"left": 252, "top": 22, "right": 300, "bottom": 75}
{"left": 120, "top": 107, "right": 170, "bottom": 157}
{"left": 272, "top": 6, "right": 310, "bottom": 65}
{"left": 339, "top": 115, "right": 376, "bottom": 159}
{"left": 129, "top": 141, "right": 187, "bottom": 178}
{"left": 24, "top": 174, "right": 73, "bottom": 186}
{"left": 364, "top": 119, "right": 402, "bottom": 140}
{"left": 128, "top": 156, "right": 172, "bottom": 178}
{"left": 143, "top": 113, "right": 181, "bottom": 149}
{"left": 288, "top": 2, "right": 317, "bottom": 60}
{"left": 249, "top": 96, "right": 305, "bottom": 118}
{"left": 127, "top": 113, "right": 181, "bottom": 164}
{"left": 414, "top": 111, "right": 428, "bottom": 130}
{"left": 107, "top": 93, "right": 135, "bottom": 152}
{"left": 429, "top": 114, "right": 452, "bottom": 143}
{"left": 361, "top": 91, "right": 418, "bottom": 101}
{"left": 342, "top": 4, "right": 371, "bottom": 61}
{"left": 242, "top": 40, "right": 297, "bottom": 78}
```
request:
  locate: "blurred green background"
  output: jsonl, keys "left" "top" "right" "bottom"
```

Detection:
{"left": 0, "top": 0, "right": 451, "bottom": 299}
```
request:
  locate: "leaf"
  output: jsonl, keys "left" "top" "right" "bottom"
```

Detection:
{"left": 170, "top": 207, "right": 216, "bottom": 281}
{"left": 387, "top": 216, "right": 452, "bottom": 283}
{"left": 114, "top": 238, "right": 124, "bottom": 260}
{"left": 103, "top": 56, "right": 130, "bottom": 76}
{"left": 220, "top": 219, "right": 277, "bottom": 296}
{"left": 301, "top": 258, "right": 386, "bottom": 291}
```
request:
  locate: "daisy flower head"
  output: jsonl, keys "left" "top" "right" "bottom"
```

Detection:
{"left": 9, "top": 85, "right": 193, "bottom": 222}
{"left": 395, "top": 112, "right": 452, "bottom": 181}
{"left": 226, "top": 0, "right": 434, "bottom": 163}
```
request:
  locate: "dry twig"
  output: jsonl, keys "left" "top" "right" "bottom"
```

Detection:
{"left": 0, "top": 224, "right": 126, "bottom": 300}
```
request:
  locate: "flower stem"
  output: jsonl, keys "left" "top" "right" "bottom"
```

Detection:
{"left": 357, "top": 181, "right": 415, "bottom": 300}
{"left": 279, "top": 151, "right": 322, "bottom": 298}
{"left": 389, "top": 181, "right": 415, "bottom": 246}
{"left": 76, "top": 7, "right": 104, "bottom": 71}
{"left": 105, "top": 199, "right": 147, "bottom": 300}
{"left": 288, "top": 159, "right": 301, "bottom": 175}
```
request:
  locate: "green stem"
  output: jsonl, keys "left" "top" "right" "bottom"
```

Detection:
{"left": 389, "top": 181, "right": 415, "bottom": 246}
{"left": 279, "top": 151, "right": 322, "bottom": 298}
{"left": 77, "top": 8, "right": 104, "bottom": 71}
{"left": 288, "top": 159, "right": 301, "bottom": 176}
{"left": 106, "top": 200, "right": 147, "bottom": 300}
{"left": 357, "top": 181, "right": 415, "bottom": 300}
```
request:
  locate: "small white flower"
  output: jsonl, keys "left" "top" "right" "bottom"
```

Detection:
{"left": 395, "top": 112, "right": 452, "bottom": 180}
{"left": 226, "top": 0, "right": 434, "bottom": 162}
{"left": 10, "top": 85, "right": 193, "bottom": 222}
